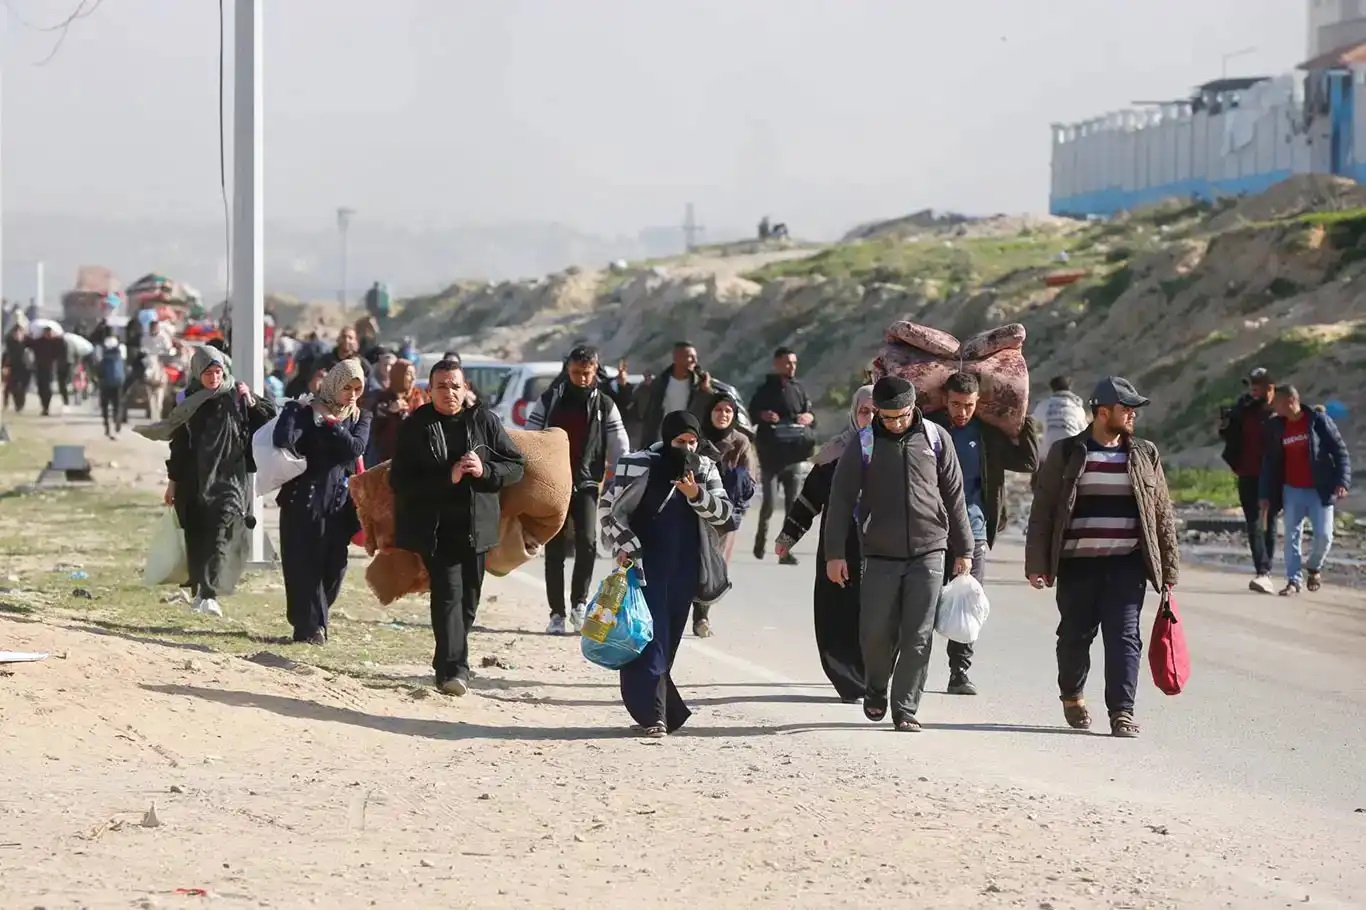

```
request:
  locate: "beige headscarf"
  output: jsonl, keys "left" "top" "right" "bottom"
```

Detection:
{"left": 135, "top": 345, "right": 234, "bottom": 442}
{"left": 813, "top": 384, "right": 875, "bottom": 466}
{"left": 316, "top": 358, "right": 366, "bottom": 422}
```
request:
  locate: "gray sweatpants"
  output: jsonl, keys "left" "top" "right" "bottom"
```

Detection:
{"left": 861, "top": 552, "right": 946, "bottom": 722}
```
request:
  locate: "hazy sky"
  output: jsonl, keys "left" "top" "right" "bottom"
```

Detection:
{"left": 3, "top": 0, "right": 1306, "bottom": 239}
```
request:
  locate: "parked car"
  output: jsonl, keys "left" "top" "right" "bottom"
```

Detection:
{"left": 415, "top": 353, "right": 515, "bottom": 406}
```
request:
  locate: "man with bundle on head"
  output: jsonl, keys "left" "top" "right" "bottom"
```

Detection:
{"left": 926, "top": 371, "right": 1039, "bottom": 696}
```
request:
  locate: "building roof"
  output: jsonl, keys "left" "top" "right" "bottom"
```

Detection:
{"left": 1298, "top": 39, "right": 1366, "bottom": 70}
{"left": 1194, "top": 76, "right": 1272, "bottom": 94}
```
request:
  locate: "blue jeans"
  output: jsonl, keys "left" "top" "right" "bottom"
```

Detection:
{"left": 1282, "top": 485, "right": 1334, "bottom": 584}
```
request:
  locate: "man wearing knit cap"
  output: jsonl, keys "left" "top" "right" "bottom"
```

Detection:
{"left": 824, "top": 375, "right": 974, "bottom": 732}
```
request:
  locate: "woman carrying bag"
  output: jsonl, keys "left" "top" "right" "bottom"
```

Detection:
{"left": 273, "top": 359, "right": 371, "bottom": 645}
{"left": 138, "top": 346, "right": 276, "bottom": 618}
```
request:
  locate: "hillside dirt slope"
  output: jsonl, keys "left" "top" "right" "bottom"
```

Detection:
{"left": 388, "top": 178, "right": 1365, "bottom": 470}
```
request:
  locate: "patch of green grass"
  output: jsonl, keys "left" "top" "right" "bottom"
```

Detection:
{"left": 745, "top": 234, "right": 1077, "bottom": 290}
{"left": 1083, "top": 265, "right": 1133, "bottom": 310}
{"left": 1165, "top": 468, "right": 1239, "bottom": 508}
{"left": 1159, "top": 274, "right": 1199, "bottom": 301}
{"left": 1158, "top": 330, "right": 1333, "bottom": 441}
{"left": 0, "top": 485, "right": 440, "bottom": 682}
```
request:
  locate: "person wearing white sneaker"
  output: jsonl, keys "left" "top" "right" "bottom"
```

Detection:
{"left": 525, "top": 346, "right": 630, "bottom": 636}
{"left": 139, "top": 347, "right": 276, "bottom": 620}
{"left": 1217, "top": 368, "right": 1280, "bottom": 594}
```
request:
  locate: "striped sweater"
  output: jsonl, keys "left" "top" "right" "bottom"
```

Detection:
{"left": 599, "top": 445, "right": 734, "bottom": 560}
{"left": 1062, "top": 437, "right": 1140, "bottom": 559}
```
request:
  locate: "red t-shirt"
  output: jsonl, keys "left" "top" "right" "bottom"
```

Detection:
{"left": 553, "top": 405, "right": 590, "bottom": 472}
{"left": 1281, "top": 413, "right": 1314, "bottom": 489}
{"left": 1237, "top": 408, "right": 1267, "bottom": 478}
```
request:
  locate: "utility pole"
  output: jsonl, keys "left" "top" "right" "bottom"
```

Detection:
{"left": 337, "top": 206, "right": 355, "bottom": 309}
{"left": 681, "top": 203, "right": 705, "bottom": 253}
{"left": 0, "top": 19, "right": 9, "bottom": 445}
{"left": 234, "top": 0, "right": 267, "bottom": 564}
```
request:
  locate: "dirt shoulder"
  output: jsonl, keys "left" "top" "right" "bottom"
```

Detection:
{"left": 2, "top": 408, "right": 1363, "bottom": 908}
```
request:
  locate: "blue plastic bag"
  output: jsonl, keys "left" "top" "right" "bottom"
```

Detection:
{"left": 580, "top": 566, "right": 654, "bottom": 670}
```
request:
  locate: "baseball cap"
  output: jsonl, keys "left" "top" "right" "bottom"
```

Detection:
{"left": 1245, "top": 367, "right": 1273, "bottom": 385}
{"left": 1090, "top": 376, "right": 1150, "bottom": 409}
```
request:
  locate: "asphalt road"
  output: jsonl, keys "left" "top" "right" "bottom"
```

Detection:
{"left": 517, "top": 523, "right": 1366, "bottom": 823}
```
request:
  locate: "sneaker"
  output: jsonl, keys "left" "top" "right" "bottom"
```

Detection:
{"left": 305, "top": 630, "right": 326, "bottom": 646}
{"left": 1278, "top": 581, "right": 1302, "bottom": 597}
{"left": 569, "top": 603, "right": 587, "bottom": 633}
{"left": 193, "top": 598, "right": 223, "bottom": 618}
{"left": 1249, "top": 575, "right": 1275, "bottom": 595}
{"left": 778, "top": 553, "right": 799, "bottom": 567}
{"left": 546, "top": 614, "right": 568, "bottom": 635}
{"left": 946, "top": 673, "right": 978, "bottom": 696}
{"left": 693, "top": 618, "right": 713, "bottom": 638}
{"left": 438, "top": 676, "right": 468, "bottom": 696}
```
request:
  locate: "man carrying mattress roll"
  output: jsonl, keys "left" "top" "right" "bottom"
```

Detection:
{"left": 824, "top": 376, "right": 974, "bottom": 733}
{"left": 926, "top": 371, "right": 1040, "bottom": 696}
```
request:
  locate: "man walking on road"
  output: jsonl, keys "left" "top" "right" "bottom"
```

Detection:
{"left": 1031, "top": 376, "right": 1087, "bottom": 462}
{"left": 391, "top": 362, "right": 526, "bottom": 695}
{"left": 750, "top": 347, "right": 816, "bottom": 564}
{"left": 1026, "top": 377, "right": 1179, "bottom": 739}
{"left": 928, "top": 371, "right": 1040, "bottom": 696}
{"left": 1258, "top": 385, "right": 1351, "bottom": 596}
{"left": 640, "top": 342, "right": 712, "bottom": 448}
{"left": 525, "top": 346, "right": 630, "bottom": 634}
{"left": 825, "top": 376, "right": 973, "bottom": 733}
{"left": 1218, "top": 367, "right": 1279, "bottom": 594}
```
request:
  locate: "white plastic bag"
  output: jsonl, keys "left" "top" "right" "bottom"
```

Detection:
{"left": 935, "top": 574, "right": 990, "bottom": 644}
{"left": 252, "top": 414, "right": 307, "bottom": 496}
{"left": 143, "top": 508, "right": 189, "bottom": 587}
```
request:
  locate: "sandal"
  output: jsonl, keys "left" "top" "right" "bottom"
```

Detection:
{"left": 863, "top": 696, "right": 888, "bottom": 723}
{"left": 641, "top": 724, "right": 667, "bottom": 738}
{"left": 894, "top": 717, "right": 922, "bottom": 733}
{"left": 1109, "top": 712, "right": 1140, "bottom": 738}
{"left": 1062, "top": 699, "right": 1092, "bottom": 730}
{"left": 1306, "top": 570, "right": 1322, "bottom": 592}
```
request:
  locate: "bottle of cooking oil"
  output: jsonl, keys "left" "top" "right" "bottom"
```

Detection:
{"left": 581, "top": 564, "right": 631, "bottom": 643}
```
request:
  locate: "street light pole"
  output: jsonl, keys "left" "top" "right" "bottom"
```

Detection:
{"left": 337, "top": 206, "right": 355, "bottom": 309}
{"left": 0, "top": 16, "right": 9, "bottom": 445}
{"left": 233, "top": 0, "right": 267, "bottom": 564}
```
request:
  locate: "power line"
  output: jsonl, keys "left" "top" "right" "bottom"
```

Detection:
{"left": 3, "top": 0, "right": 106, "bottom": 66}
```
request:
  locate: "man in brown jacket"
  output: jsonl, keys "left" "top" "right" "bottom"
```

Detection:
{"left": 1025, "top": 377, "right": 1179, "bottom": 739}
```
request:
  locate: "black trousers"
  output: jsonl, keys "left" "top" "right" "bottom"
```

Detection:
{"left": 1238, "top": 475, "right": 1276, "bottom": 576}
{"left": 755, "top": 463, "right": 802, "bottom": 546}
{"left": 422, "top": 548, "right": 486, "bottom": 684}
{"left": 99, "top": 385, "right": 122, "bottom": 435}
{"left": 941, "top": 539, "right": 988, "bottom": 674}
{"left": 1055, "top": 553, "right": 1147, "bottom": 716}
{"left": 545, "top": 487, "right": 599, "bottom": 616}
{"left": 3, "top": 371, "right": 28, "bottom": 412}
{"left": 280, "top": 505, "right": 352, "bottom": 641}
{"left": 55, "top": 362, "right": 71, "bottom": 406}
{"left": 35, "top": 366, "right": 55, "bottom": 413}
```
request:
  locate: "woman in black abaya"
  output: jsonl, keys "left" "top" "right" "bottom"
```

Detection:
{"left": 774, "top": 385, "right": 875, "bottom": 702}
{"left": 139, "top": 346, "right": 276, "bottom": 617}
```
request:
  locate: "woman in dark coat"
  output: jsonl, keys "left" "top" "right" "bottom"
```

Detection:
{"left": 600, "top": 411, "right": 735, "bottom": 737}
{"left": 139, "top": 346, "right": 276, "bottom": 618}
{"left": 693, "top": 390, "right": 756, "bottom": 638}
{"left": 775, "top": 385, "right": 875, "bottom": 702}
{"left": 273, "top": 359, "right": 372, "bottom": 645}
{"left": 364, "top": 357, "right": 426, "bottom": 466}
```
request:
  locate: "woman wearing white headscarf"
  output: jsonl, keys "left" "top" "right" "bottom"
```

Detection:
{"left": 272, "top": 359, "right": 372, "bottom": 644}
{"left": 774, "top": 385, "right": 875, "bottom": 702}
{"left": 139, "top": 345, "right": 277, "bottom": 617}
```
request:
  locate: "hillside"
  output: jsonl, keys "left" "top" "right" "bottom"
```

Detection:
{"left": 387, "top": 177, "right": 1366, "bottom": 465}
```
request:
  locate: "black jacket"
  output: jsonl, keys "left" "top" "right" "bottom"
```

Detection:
{"left": 390, "top": 402, "right": 526, "bottom": 556}
{"left": 749, "top": 374, "right": 815, "bottom": 470}
{"left": 926, "top": 413, "right": 1040, "bottom": 549}
{"left": 640, "top": 366, "right": 707, "bottom": 448}
{"left": 1219, "top": 393, "right": 1275, "bottom": 476}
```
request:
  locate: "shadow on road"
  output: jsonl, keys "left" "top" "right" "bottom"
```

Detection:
{"left": 140, "top": 683, "right": 874, "bottom": 741}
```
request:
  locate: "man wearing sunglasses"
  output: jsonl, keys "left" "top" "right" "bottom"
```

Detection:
{"left": 824, "top": 376, "right": 974, "bottom": 732}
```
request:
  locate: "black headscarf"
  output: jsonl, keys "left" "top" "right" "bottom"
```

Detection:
{"left": 660, "top": 410, "right": 703, "bottom": 478}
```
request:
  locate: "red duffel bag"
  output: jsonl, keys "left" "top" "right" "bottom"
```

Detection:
{"left": 1148, "top": 587, "right": 1190, "bottom": 695}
